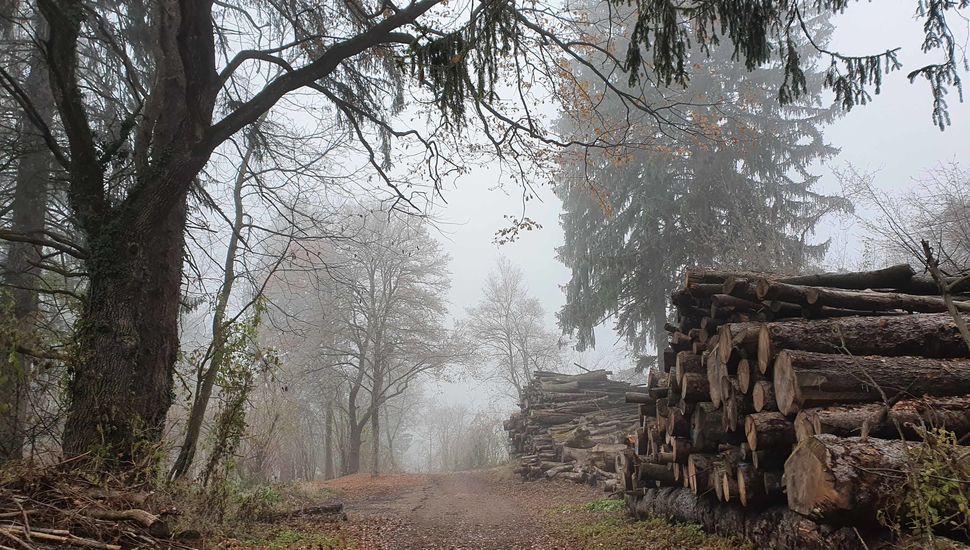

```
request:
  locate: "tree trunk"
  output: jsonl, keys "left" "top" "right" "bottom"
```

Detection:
{"left": 169, "top": 123, "right": 264, "bottom": 481}
{"left": 370, "top": 402, "right": 380, "bottom": 477}
{"left": 757, "top": 312, "right": 970, "bottom": 374}
{"left": 324, "top": 403, "right": 335, "bottom": 480}
{"left": 0, "top": 23, "right": 52, "bottom": 461}
{"left": 756, "top": 280, "right": 970, "bottom": 313}
{"left": 345, "top": 426, "right": 363, "bottom": 475}
{"left": 772, "top": 350, "right": 970, "bottom": 416}
{"left": 62, "top": 197, "right": 187, "bottom": 469}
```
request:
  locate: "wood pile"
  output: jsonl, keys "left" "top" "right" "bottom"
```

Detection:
{"left": 504, "top": 370, "right": 640, "bottom": 491}
{"left": 623, "top": 264, "right": 970, "bottom": 548}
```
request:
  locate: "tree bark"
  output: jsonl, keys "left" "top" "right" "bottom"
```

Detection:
{"left": 772, "top": 350, "right": 970, "bottom": 416}
{"left": 324, "top": 402, "right": 335, "bottom": 479}
{"left": 674, "top": 351, "right": 704, "bottom": 385}
{"left": 628, "top": 486, "right": 914, "bottom": 550}
{"left": 744, "top": 411, "right": 795, "bottom": 451}
{"left": 0, "top": 19, "right": 52, "bottom": 461}
{"left": 793, "top": 395, "right": 970, "bottom": 442}
{"left": 785, "top": 434, "right": 970, "bottom": 525}
{"left": 757, "top": 280, "right": 970, "bottom": 314}
{"left": 716, "top": 322, "right": 761, "bottom": 369}
{"left": 62, "top": 198, "right": 187, "bottom": 468}
{"left": 757, "top": 312, "right": 970, "bottom": 374}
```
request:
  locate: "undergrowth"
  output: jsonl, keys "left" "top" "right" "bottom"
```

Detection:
{"left": 550, "top": 498, "right": 751, "bottom": 550}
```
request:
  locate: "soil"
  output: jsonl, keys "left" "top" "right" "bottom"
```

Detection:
{"left": 310, "top": 468, "right": 605, "bottom": 549}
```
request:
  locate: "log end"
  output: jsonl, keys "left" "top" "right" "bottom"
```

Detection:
{"left": 757, "top": 325, "right": 771, "bottom": 374}
{"left": 772, "top": 351, "right": 799, "bottom": 416}
{"left": 784, "top": 437, "right": 843, "bottom": 519}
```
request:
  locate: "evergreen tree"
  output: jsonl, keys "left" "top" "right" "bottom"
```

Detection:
{"left": 555, "top": 10, "right": 851, "bottom": 355}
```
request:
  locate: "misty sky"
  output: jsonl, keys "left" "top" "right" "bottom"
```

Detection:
{"left": 426, "top": 2, "right": 970, "bottom": 408}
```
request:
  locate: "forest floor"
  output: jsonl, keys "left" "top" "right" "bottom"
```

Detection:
{"left": 229, "top": 466, "right": 748, "bottom": 549}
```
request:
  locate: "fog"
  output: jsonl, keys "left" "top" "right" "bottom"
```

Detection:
{"left": 2, "top": 0, "right": 970, "bottom": 486}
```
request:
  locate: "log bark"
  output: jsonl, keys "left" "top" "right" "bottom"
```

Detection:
{"left": 794, "top": 395, "right": 970, "bottom": 442}
{"left": 744, "top": 412, "right": 795, "bottom": 451}
{"left": 717, "top": 322, "right": 762, "bottom": 368}
{"left": 779, "top": 264, "right": 916, "bottom": 290}
{"left": 785, "top": 434, "right": 970, "bottom": 525}
{"left": 681, "top": 372, "right": 710, "bottom": 402}
{"left": 625, "top": 392, "right": 654, "bottom": 404}
{"left": 675, "top": 352, "right": 705, "bottom": 385}
{"left": 628, "top": 487, "right": 880, "bottom": 550}
{"left": 691, "top": 402, "right": 742, "bottom": 451}
{"left": 686, "top": 453, "right": 715, "bottom": 495}
{"left": 756, "top": 279, "right": 970, "bottom": 313}
{"left": 773, "top": 350, "right": 970, "bottom": 416}
{"left": 757, "top": 313, "right": 970, "bottom": 375}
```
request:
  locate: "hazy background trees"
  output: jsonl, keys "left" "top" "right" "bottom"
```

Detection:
{"left": 465, "top": 258, "right": 565, "bottom": 398}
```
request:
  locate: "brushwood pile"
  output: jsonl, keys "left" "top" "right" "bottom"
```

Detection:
{"left": 507, "top": 264, "right": 970, "bottom": 549}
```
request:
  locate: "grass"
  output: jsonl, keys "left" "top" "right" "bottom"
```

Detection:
{"left": 550, "top": 498, "right": 753, "bottom": 550}
{"left": 233, "top": 527, "right": 350, "bottom": 549}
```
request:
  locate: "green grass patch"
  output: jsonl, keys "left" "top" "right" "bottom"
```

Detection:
{"left": 582, "top": 498, "right": 627, "bottom": 512}
{"left": 237, "top": 527, "right": 350, "bottom": 549}
{"left": 550, "top": 499, "right": 752, "bottom": 550}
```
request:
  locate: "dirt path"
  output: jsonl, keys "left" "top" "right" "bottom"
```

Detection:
{"left": 316, "top": 468, "right": 605, "bottom": 549}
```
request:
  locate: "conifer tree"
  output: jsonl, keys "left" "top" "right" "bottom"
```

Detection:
{"left": 555, "top": 10, "right": 852, "bottom": 355}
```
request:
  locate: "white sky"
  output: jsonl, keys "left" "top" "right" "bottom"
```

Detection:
{"left": 424, "top": 2, "right": 970, "bottom": 409}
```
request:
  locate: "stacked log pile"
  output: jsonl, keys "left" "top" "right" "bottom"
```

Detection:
{"left": 504, "top": 370, "right": 640, "bottom": 491}
{"left": 622, "top": 264, "right": 970, "bottom": 548}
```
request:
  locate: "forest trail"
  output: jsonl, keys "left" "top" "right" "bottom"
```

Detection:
{"left": 310, "top": 468, "right": 605, "bottom": 549}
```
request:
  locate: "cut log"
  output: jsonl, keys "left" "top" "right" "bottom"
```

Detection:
{"left": 666, "top": 370, "right": 681, "bottom": 400}
{"left": 628, "top": 487, "right": 886, "bottom": 550}
{"left": 757, "top": 312, "right": 970, "bottom": 374}
{"left": 752, "top": 447, "right": 789, "bottom": 471}
{"left": 737, "top": 359, "right": 763, "bottom": 394}
{"left": 625, "top": 392, "right": 654, "bottom": 404}
{"left": 686, "top": 453, "right": 715, "bottom": 495}
{"left": 639, "top": 462, "right": 676, "bottom": 486}
{"left": 705, "top": 350, "right": 724, "bottom": 408}
{"left": 717, "top": 322, "right": 762, "bottom": 368}
{"left": 756, "top": 279, "right": 970, "bottom": 313}
{"left": 666, "top": 407, "right": 691, "bottom": 437}
{"left": 691, "top": 402, "right": 742, "bottom": 451}
{"left": 670, "top": 436, "right": 693, "bottom": 464}
{"left": 752, "top": 381, "right": 777, "bottom": 412}
{"left": 773, "top": 350, "right": 970, "bottom": 416}
{"left": 785, "top": 434, "right": 970, "bottom": 525}
{"left": 794, "top": 395, "right": 970, "bottom": 442}
{"left": 737, "top": 464, "right": 785, "bottom": 508}
{"left": 779, "top": 263, "right": 916, "bottom": 290}
{"left": 539, "top": 381, "right": 581, "bottom": 393}
{"left": 745, "top": 412, "right": 796, "bottom": 451}
{"left": 720, "top": 377, "right": 750, "bottom": 432}
{"left": 675, "top": 352, "right": 705, "bottom": 385}
{"left": 680, "top": 372, "right": 710, "bottom": 402}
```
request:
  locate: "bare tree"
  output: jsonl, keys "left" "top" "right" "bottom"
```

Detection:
{"left": 465, "top": 258, "right": 563, "bottom": 398}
